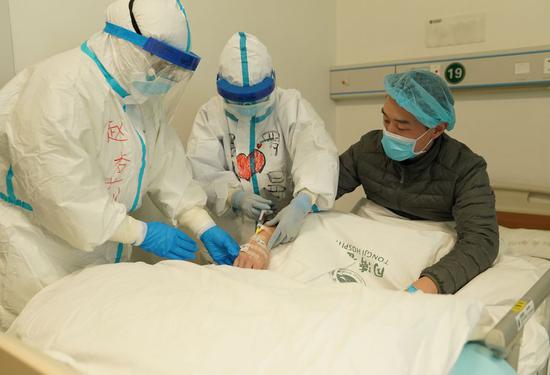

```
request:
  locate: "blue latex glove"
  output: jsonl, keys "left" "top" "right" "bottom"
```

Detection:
{"left": 140, "top": 222, "right": 198, "bottom": 260}
{"left": 231, "top": 191, "right": 273, "bottom": 220}
{"left": 200, "top": 226, "right": 240, "bottom": 265}
{"left": 266, "top": 192, "right": 311, "bottom": 249}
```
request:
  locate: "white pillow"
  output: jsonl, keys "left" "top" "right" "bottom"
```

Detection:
{"left": 354, "top": 197, "right": 550, "bottom": 261}
{"left": 352, "top": 198, "right": 457, "bottom": 235}
{"left": 269, "top": 211, "right": 455, "bottom": 290}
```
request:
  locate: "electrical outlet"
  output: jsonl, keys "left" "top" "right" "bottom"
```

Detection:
{"left": 430, "top": 64, "right": 442, "bottom": 75}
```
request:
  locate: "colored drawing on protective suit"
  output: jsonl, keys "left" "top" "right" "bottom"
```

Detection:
{"left": 236, "top": 149, "right": 266, "bottom": 181}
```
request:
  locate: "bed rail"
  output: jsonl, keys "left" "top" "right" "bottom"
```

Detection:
{"left": 0, "top": 333, "right": 78, "bottom": 374}
{"left": 484, "top": 268, "right": 550, "bottom": 369}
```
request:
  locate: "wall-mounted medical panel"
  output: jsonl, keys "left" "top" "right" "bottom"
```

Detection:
{"left": 330, "top": 65, "right": 395, "bottom": 98}
{"left": 330, "top": 46, "right": 550, "bottom": 100}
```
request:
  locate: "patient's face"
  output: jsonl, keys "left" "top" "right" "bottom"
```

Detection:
{"left": 381, "top": 96, "right": 434, "bottom": 153}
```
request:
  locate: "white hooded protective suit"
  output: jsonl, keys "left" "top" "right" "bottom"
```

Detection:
{"left": 187, "top": 32, "right": 338, "bottom": 243}
{"left": 0, "top": 0, "right": 213, "bottom": 330}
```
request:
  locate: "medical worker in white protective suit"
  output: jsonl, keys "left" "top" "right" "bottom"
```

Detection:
{"left": 0, "top": 0, "right": 240, "bottom": 330}
{"left": 187, "top": 32, "right": 338, "bottom": 247}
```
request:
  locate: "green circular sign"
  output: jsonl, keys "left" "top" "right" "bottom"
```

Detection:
{"left": 445, "top": 63, "right": 466, "bottom": 84}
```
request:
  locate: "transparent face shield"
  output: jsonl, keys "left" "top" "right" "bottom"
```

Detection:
{"left": 149, "top": 59, "right": 192, "bottom": 83}
{"left": 143, "top": 58, "right": 194, "bottom": 124}
{"left": 103, "top": 22, "right": 200, "bottom": 110}
{"left": 130, "top": 57, "right": 192, "bottom": 96}
{"left": 217, "top": 73, "right": 276, "bottom": 118}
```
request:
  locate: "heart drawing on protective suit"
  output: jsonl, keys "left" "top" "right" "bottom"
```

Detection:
{"left": 236, "top": 149, "right": 266, "bottom": 181}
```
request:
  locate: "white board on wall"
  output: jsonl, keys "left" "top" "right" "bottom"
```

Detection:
{"left": 0, "top": 0, "right": 15, "bottom": 87}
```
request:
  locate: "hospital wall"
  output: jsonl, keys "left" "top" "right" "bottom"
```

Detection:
{"left": 3, "top": 0, "right": 337, "bottom": 138}
{"left": 0, "top": 1, "right": 15, "bottom": 87}
{"left": 333, "top": 0, "right": 550, "bottom": 212}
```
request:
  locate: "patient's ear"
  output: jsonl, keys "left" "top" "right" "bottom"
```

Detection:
{"left": 432, "top": 123, "right": 447, "bottom": 138}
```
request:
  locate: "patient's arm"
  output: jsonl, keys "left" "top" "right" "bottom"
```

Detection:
{"left": 233, "top": 226, "right": 276, "bottom": 270}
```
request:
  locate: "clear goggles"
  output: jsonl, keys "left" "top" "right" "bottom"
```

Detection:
{"left": 145, "top": 59, "right": 193, "bottom": 83}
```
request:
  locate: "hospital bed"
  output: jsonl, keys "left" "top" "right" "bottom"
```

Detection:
{"left": 1, "top": 189, "right": 550, "bottom": 375}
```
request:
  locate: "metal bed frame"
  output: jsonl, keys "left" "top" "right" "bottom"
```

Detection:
{"left": 484, "top": 268, "right": 550, "bottom": 373}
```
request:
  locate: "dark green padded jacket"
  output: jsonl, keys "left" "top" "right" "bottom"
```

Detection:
{"left": 337, "top": 130, "right": 499, "bottom": 294}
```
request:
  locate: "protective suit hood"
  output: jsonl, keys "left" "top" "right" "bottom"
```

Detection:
{"left": 87, "top": 0, "right": 196, "bottom": 104}
{"left": 217, "top": 32, "right": 275, "bottom": 104}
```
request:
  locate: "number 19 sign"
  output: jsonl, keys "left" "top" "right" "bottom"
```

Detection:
{"left": 445, "top": 63, "right": 465, "bottom": 84}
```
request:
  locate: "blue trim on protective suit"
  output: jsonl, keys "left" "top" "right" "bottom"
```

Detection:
{"left": 115, "top": 243, "right": 124, "bottom": 263}
{"left": 81, "top": 42, "right": 130, "bottom": 98}
{"left": 239, "top": 32, "right": 250, "bottom": 87}
{"left": 249, "top": 107, "right": 273, "bottom": 195}
{"left": 175, "top": 0, "right": 191, "bottom": 52}
{"left": 6, "top": 166, "right": 15, "bottom": 200}
{"left": 130, "top": 130, "right": 147, "bottom": 213}
{"left": 249, "top": 117, "right": 260, "bottom": 195}
{"left": 224, "top": 110, "right": 239, "bottom": 122}
{"left": 254, "top": 106, "right": 273, "bottom": 123}
{"left": 224, "top": 106, "right": 273, "bottom": 124}
{"left": 0, "top": 166, "right": 33, "bottom": 211}
{"left": 103, "top": 23, "right": 200, "bottom": 71}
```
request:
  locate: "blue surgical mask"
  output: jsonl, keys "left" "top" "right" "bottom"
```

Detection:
{"left": 381, "top": 128, "right": 433, "bottom": 161}
{"left": 132, "top": 77, "right": 174, "bottom": 96}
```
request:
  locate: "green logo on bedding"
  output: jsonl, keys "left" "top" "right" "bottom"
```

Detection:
{"left": 330, "top": 269, "right": 366, "bottom": 285}
{"left": 336, "top": 240, "right": 388, "bottom": 279}
{"left": 359, "top": 258, "right": 385, "bottom": 278}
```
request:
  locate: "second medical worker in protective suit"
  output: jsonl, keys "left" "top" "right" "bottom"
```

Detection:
{"left": 0, "top": 0, "right": 239, "bottom": 330}
{"left": 187, "top": 32, "right": 339, "bottom": 248}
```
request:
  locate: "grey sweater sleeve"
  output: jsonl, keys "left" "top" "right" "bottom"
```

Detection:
{"left": 421, "top": 158, "right": 499, "bottom": 294}
{"left": 337, "top": 140, "right": 363, "bottom": 200}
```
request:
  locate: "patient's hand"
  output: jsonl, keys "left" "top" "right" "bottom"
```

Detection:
{"left": 233, "top": 226, "right": 275, "bottom": 270}
{"left": 412, "top": 277, "right": 439, "bottom": 294}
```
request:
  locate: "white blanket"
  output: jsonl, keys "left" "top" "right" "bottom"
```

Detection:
{"left": 9, "top": 262, "right": 482, "bottom": 375}
{"left": 9, "top": 203, "right": 550, "bottom": 374}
